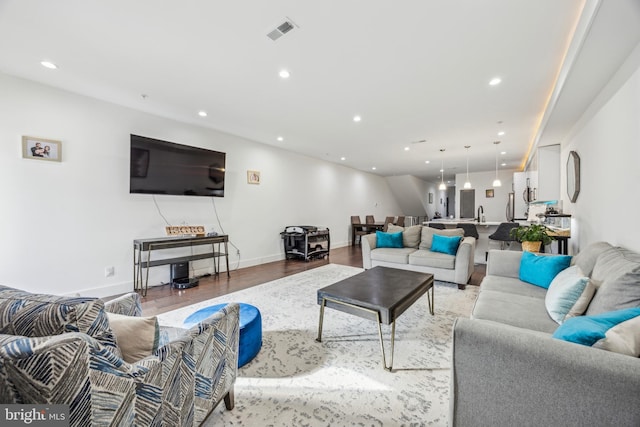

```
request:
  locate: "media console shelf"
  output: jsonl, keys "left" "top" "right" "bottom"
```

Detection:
{"left": 133, "top": 235, "right": 229, "bottom": 296}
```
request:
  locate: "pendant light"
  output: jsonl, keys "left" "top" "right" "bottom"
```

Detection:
{"left": 439, "top": 149, "right": 446, "bottom": 190}
{"left": 492, "top": 141, "right": 502, "bottom": 187}
{"left": 463, "top": 145, "right": 472, "bottom": 189}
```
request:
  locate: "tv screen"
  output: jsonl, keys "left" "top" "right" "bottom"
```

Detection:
{"left": 130, "top": 134, "right": 226, "bottom": 197}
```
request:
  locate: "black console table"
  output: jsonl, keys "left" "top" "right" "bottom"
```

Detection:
{"left": 133, "top": 235, "right": 229, "bottom": 296}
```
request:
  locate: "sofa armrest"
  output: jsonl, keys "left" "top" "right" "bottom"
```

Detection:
{"left": 361, "top": 234, "right": 377, "bottom": 269}
{"left": 104, "top": 292, "right": 143, "bottom": 317}
{"left": 453, "top": 236, "right": 475, "bottom": 285}
{"left": 451, "top": 318, "right": 640, "bottom": 427}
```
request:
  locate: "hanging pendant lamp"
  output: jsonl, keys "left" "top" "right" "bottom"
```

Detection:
{"left": 463, "top": 145, "right": 472, "bottom": 189}
{"left": 439, "top": 149, "right": 446, "bottom": 190}
{"left": 492, "top": 141, "right": 502, "bottom": 187}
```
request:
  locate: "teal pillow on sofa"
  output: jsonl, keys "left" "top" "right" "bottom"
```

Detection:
{"left": 376, "top": 231, "right": 403, "bottom": 248}
{"left": 519, "top": 252, "right": 571, "bottom": 289}
{"left": 552, "top": 307, "right": 640, "bottom": 356}
{"left": 431, "top": 234, "right": 462, "bottom": 255}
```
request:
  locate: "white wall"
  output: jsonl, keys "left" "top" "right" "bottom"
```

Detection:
{"left": 0, "top": 73, "right": 402, "bottom": 297}
{"left": 560, "top": 41, "right": 640, "bottom": 254}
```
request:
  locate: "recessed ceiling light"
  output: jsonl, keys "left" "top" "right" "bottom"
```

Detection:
{"left": 440, "top": 168, "right": 444, "bottom": 173}
{"left": 489, "top": 77, "right": 502, "bottom": 86}
{"left": 425, "top": 160, "right": 430, "bottom": 164}
{"left": 498, "top": 131, "right": 505, "bottom": 136}
{"left": 40, "top": 61, "right": 57, "bottom": 69}
{"left": 371, "top": 166, "right": 376, "bottom": 170}
{"left": 501, "top": 151, "right": 506, "bottom": 155}
{"left": 279, "top": 69, "right": 290, "bottom": 79}
{"left": 501, "top": 162, "right": 507, "bottom": 166}
{"left": 404, "top": 147, "right": 410, "bottom": 151}
{"left": 198, "top": 111, "right": 207, "bottom": 117}
{"left": 277, "top": 136, "right": 284, "bottom": 142}
{"left": 340, "top": 157, "right": 346, "bottom": 161}
{"left": 353, "top": 115, "right": 362, "bottom": 122}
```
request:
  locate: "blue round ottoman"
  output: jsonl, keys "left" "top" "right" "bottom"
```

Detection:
{"left": 183, "top": 303, "right": 262, "bottom": 368}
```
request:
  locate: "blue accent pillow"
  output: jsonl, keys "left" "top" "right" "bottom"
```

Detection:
{"left": 519, "top": 252, "right": 571, "bottom": 289}
{"left": 430, "top": 234, "right": 462, "bottom": 255}
{"left": 376, "top": 231, "right": 404, "bottom": 248}
{"left": 552, "top": 307, "right": 640, "bottom": 356}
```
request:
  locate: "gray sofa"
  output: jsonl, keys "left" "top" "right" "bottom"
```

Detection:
{"left": 450, "top": 242, "right": 640, "bottom": 426}
{"left": 361, "top": 225, "right": 476, "bottom": 288}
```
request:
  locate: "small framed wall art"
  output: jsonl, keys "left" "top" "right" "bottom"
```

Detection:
{"left": 22, "top": 136, "right": 62, "bottom": 162}
{"left": 247, "top": 170, "right": 261, "bottom": 184}
{"left": 485, "top": 189, "right": 494, "bottom": 198}
{"left": 428, "top": 192, "right": 433, "bottom": 204}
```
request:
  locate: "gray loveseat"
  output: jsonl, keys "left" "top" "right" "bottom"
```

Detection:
{"left": 361, "top": 225, "right": 476, "bottom": 288}
{"left": 450, "top": 242, "right": 640, "bottom": 426}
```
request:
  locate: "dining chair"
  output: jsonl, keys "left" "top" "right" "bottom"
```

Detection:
{"left": 396, "top": 216, "right": 405, "bottom": 227}
{"left": 382, "top": 216, "right": 395, "bottom": 232}
{"left": 365, "top": 215, "right": 375, "bottom": 224}
{"left": 351, "top": 216, "right": 368, "bottom": 245}
{"left": 428, "top": 223, "right": 445, "bottom": 229}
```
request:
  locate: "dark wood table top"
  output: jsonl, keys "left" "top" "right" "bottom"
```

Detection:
{"left": 317, "top": 266, "right": 434, "bottom": 324}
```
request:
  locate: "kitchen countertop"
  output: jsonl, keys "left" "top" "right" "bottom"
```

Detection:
{"left": 423, "top": 219, "right": 503, "bottom": 226}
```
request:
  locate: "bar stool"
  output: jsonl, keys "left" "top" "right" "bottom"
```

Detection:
{"left": 487, "top": 222, "right": 520, "bottom": 260}
{"left": 456, "top": 223, "right": 479, "bottom": 239}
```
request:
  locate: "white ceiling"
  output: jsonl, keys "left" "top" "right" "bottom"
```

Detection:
{"left": 1, "top": 0, "right": 639, "bottom": 182}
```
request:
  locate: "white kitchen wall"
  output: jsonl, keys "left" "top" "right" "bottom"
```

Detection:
{"left": 454, "top": 170, "right": 516, "bottom": 222}
{"left": 560, "top": 41, "right": 640, "bottom": 254}
{"left": 0, "top": 73, "right": 402, "bottom": 297}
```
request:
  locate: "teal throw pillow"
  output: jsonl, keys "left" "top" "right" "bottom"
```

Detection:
{"left": 552, "top": 307, "right": 640, "bottom": 356}
{"left": 376, "top": 231, "right": 403, "bottom": 248}
{"left": 519, "top": 252, "right": 571, "bottom": 289}
{"left": 430, "top": 234, "right": 462, "bottom": 255}
{"left": 545, "top": 265, "right": 590, "bottom": 324}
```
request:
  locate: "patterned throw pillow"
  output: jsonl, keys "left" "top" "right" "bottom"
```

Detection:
{"left": 0, "top": 285, "right": 120, "bottom": 355}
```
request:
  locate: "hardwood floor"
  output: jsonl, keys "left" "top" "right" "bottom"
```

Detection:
{"left": 140, "top": 245, "right": 485, "bottom": 316}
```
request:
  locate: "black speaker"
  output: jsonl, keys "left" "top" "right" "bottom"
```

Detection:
{"left": 171, "top": 262, "right": 198, "bottom": 289}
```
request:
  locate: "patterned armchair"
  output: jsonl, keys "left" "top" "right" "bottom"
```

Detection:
{"left": 0, "top": 285, "right": 239, "bottom": 426}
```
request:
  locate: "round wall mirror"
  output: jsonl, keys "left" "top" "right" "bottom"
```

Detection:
{"left": 567, "top": 151, "right": 580, "bottom": 203}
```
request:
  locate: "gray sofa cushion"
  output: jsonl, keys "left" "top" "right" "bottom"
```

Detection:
{"left": 586, "top": 247, "right": 640, "bottom": 315}
{"left": 370, "top": 247, "right": 416, "bottom": 264}
{"left": 480, "top": 275, "right": 549, "bottom": 299}
{"left": 471, "top": 289, "right": 558, "bottom": 334}
{"left": 419, "top": 227, "right": 464, "bottom": 250}
{"left": 409, "top": 249, "right": 456, "bottom": 269}
{"left": 570, "top": 241, "right": 613, "bottom": 276}
{"left": 387, "top": 224, "right": 422, "bottom": 248}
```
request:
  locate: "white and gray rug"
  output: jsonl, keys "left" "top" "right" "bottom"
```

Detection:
{"left": 157, "top": 264, "right": 479, "bottom": 426}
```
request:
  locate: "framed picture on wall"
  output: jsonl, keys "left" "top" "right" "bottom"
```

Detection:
{"left": 247, "top": 170, "right": 261, "bottom": 184}
{"left": 485, "top": 189, "right": 494, "bottom": 198}
{"left": 428, "top": 192, "right": 433, "bottom": 204}
{"left": 22, "top": 136, "right": 62, "bottom": 162}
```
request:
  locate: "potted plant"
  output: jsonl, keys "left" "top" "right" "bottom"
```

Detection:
{"left": 510, "top": 223, "right": 554, "bottom": 253}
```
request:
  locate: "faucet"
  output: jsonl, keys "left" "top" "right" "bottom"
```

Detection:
{"left": 477, "top": 205, "right": 484, "bottom": 223}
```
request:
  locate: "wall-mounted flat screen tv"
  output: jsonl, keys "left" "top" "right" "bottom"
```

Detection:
{"left": 130, "top": 134, "right": 226, "bottom": 197}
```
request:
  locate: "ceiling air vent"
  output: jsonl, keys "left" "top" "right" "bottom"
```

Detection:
{"left": 267, "top": 20, "right": 296, "bottom": 41}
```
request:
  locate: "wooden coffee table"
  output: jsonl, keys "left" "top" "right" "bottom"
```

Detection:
{"left": 315, "top": 266, "right": 434, "bottom": 371}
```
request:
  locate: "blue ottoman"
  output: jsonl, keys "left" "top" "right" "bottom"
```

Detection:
{"left": 184, "top": 303, "right": 262, "bottom": 368}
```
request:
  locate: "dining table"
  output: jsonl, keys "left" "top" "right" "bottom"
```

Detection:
{"left": 351, "top": 222, "right": 385, "bottom": 246}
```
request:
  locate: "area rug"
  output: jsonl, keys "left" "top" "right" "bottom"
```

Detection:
{"left": 157, "top": 264, "right": 479, "bottom": 426}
